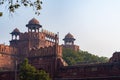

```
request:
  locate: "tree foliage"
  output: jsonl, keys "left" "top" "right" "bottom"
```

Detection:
{"left": 35, "top": 70, "right": 51, "bottom": 80}
{"left": 19, "top": 58, "right": 51, "bottom": 80}
{"left": 0, "top": 12, "right": 2, "bottom": 16}
{"left": 62, "top": 48, "right": 109, "bottom": 65}
{"left": 0, "top": 0, "right": 42, "bottom": 15}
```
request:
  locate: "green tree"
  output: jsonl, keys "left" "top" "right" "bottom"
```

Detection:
{"left": 62, "top": 48, "right": 108, "bottom": 65}
{"left": 35, "top": 70, "right": 51, "bottom": 80}
{"left": 19, "top": 58, "right": 51, "bottom": 80}
{"left": 0, "top": 12, "right": 2, "bottom": 16}
{"left": 19, "top": 58, "right": 36, "bottom": 80}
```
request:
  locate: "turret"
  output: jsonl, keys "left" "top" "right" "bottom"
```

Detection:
{"left": 26, "top": 18, "right": 42, "bottom": 33}
{"left": 62, "top": 33, "right": 79, "bottom": 51}
{"left": 10, "top": 28, "right": 20, "bottom": 40}
{"left": 63, "top": 33, "right": 75, "bottom": 45}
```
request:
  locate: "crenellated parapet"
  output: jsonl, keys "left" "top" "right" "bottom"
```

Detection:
{"left": 19, "top": 32, "right": 45, "bottom": 40}
{"left": 29, "top": 45, "right": 62, "bottom": 57}
{"left": 29, "top": 45, "right": 55, "bottom": 57}
{"left": 0, "top": 44, "right": 17, "bottom": 70}
{"left": 42, "top": 29, "right": 57, "bottom": 40}
{"left": 0, "top": 44, "right": 17, "bottom": 54}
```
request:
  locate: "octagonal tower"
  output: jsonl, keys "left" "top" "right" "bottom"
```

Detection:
{"left": 26, "top": 18, "right": 42, "bottom": 33}
{"left": 62, "top": 33, "right": 79, "bottom": 51}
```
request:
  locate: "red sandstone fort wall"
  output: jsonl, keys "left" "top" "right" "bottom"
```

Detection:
{"left": 29, "top": 45, "right": 62, "bottom": 57}
{"left": 57, "top": 62, "right": 120, "bottom": 79}
{"left": 2, "top": 18, "right": 120, "bottom": 80}
{"left": 0, "top": 44, "right": 17, "bottom": 70}
{"left": 62, "top": 44, "right": 79, "bottom": 51}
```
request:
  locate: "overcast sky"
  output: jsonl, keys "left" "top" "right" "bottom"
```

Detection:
{"left": 1, "top": 0, "right": 120, "bottom": 58}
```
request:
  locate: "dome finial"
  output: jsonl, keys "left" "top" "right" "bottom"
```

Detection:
{"left": 65, "top": 33, "right": 74, "bottom": 39}
{"left": 63, "top": 33, "right": 75, "bottom": 44}
{"left": 28, "top": 18, "right": 40, "bottom": 24}
{"left": 10, "top": 28, "right": 20, "bottom": 35}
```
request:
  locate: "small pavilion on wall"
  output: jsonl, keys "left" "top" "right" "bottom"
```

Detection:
{"left": 62, "top": 33, "right": 79, "bottom": 51}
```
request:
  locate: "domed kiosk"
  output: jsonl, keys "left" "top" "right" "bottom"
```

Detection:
{"left": 10, "top": 28, "right": 20, "bottom": 40}
{"left": 63, "top": 33, "right": 75, "bottom": 45}
{"left": 62, "top": 33, "right": 79, "bottom": 51}
{"left": 26, "top": 18, "right": 42, "bottom": 32}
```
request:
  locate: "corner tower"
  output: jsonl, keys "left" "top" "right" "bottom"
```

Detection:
{"left": 63, "top": 33, "right": 75, "bottom": 45}
{"left": 62, "top": 33, "right": 79, "bottom": 51}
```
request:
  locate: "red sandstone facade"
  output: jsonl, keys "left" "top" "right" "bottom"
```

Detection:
{"left": 1, "top": 18, "right": 120, "bottom": 80}
{"left": 0, "top": 44, "right": 17, "bottom": 70}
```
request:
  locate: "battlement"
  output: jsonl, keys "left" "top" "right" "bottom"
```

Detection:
{"left": 29, "top": 45, "right": 62, "bottom": 57}
{"left": 19, "top": 29, "right": 57, "bottom": 40}
{"left": 19, "top": 32, "right": 43, "bottom": 40}
{"left": 0, "top": 44, "right": 16, "bottom": 70}
{"left": 0, "top": 44, "right": 17, "bottom": 54}
{"left": 42, "top": 29, "right": 57, "bottom": 40}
